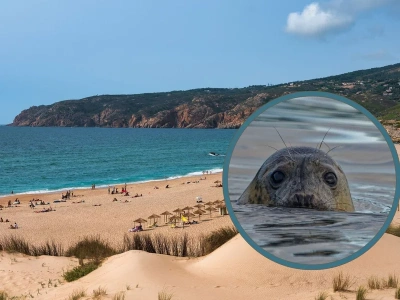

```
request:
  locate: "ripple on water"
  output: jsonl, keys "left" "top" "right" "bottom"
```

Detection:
{"left": 233, "top": 204, "right": 389, "bottom": 265}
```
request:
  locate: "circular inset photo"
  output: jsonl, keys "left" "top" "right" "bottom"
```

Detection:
{"left": 223, "top": 92, "right": 399, "bottom": 270}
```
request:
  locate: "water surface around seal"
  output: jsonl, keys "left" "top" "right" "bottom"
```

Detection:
{"left": 227, "top": 97, "right": 396, "bottom": 264}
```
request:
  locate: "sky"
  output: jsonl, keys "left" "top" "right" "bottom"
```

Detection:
{"left": 1, "top": 0, "right": 399, "bottom": 124}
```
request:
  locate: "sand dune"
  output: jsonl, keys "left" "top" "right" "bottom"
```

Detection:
{"left": 3, "top": 225, "right": 399, "bottom": 300}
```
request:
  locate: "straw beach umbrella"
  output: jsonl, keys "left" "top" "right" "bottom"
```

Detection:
{"left": 160, "top": 211, "right": 173, "bottom": 223}
{"left": 204, "top": 206, "right": 214, "bottom": 217}
{"left": 169, "top": 215, "right": 180, "bottom": 225}
{"left": 193, "top": 209, "right": 204, "bottom": 220}
{"left": 193, "top": 204, "right": 204, "bottom": 209}
{"left": 204, "top": 201, "right": 214, "bottom": 207}
{"left": 213, "top": 200, "right": 223, "bottom": 205}
{"left": 133, "top": 218, "right": 147, "bottom": 228}
{"left": 148, "top": 214, "right": 161, "bottom": 226}
{"left": 215, "top": 203, "right": 228, "bottom": 216}
{"left": 182, "top": 206, "right": 193, "bottom": 213}
{"left": 183, "top": 212, "right": 196, "bottom": 222}
{"left": 173, "top": 208, "right": 184, "bottom": 216}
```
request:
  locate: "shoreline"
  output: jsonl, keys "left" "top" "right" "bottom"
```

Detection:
{"left": 0, "top": 168, "right": 223, "bottom": 198}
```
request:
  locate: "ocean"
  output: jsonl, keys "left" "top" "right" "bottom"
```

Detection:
{"left": 0, "top": 126, "right": 235, "bottom": 197}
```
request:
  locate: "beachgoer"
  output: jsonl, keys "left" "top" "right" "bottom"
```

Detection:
{"left": 108, "top": 186, "right": 110, "bottom": 194}
{"left": 14, "top": 222, "right": 18, "bottom": 229}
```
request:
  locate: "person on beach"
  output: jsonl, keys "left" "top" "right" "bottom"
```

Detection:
{"left": 108, "top": 186, "right": 110, "bottom": 194}
{"left": 0, "top": 217, "right": 3, "bottom": 222}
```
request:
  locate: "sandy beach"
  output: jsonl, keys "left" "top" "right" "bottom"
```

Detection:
{"left": 0, "top": 147, "right": 399, "bottom": 300}
{"left": 0, "top": 173, "right": 230, "bottom": 249}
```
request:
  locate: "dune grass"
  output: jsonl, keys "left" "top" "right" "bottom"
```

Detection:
{"left": 395, "top": 287, "right": 400, "bottom": 299}
{"left": 92, "top": 286, "right": 107, "bottom": 298}
{"left": 158, "top": 289, "right": 174, "bottom": 300}
{"left": 332, "top": 272, "right": 353, "bottom": 292}
{"left": 0, "top": 291, "right": 8, "bottom": 300}
{"left": 113, "top": 292, "right": 126, "bottom": 300}
{"left": 63, "top": 261, "right": 100, "bottom": 282}
{"left": 122, "top": 226, "right": 238, "bottom": 257}
{"left": 367, "top": 276, "right": 383, "bottom": 290}
{"left": 65, "top": 235, "right": 116, "bottom": 262}
{"left": 386, "top": 224, "right": 400, "bottom": 237}
{"left": 0, "top": 226, "right": 238, "bottom": 260}
{"left": 0, "top": 235, "right": 64, "bottom": 256}
{"left": 314, "top": 291, "right": 328, "bottom": 300}
{"left": 386, "top": 273, "right": 399, "bottom": 288}
{"left": 356, "top": 286, "right": 368, "bottom": 300}
{"left": 68, "top": 289, "right": 86, "bottom": 300}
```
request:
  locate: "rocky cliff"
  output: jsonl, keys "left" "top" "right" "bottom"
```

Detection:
{"left": 10, "top": 63, "right": 400, "bottom": 139}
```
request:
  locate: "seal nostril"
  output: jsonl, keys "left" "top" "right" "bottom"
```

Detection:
{"left": 295, "top": 194, "right": 304, "bottom": 207}
{"left": 304, "top": 195, "right": 314, "bottom": 208}
{"left": 304, "top": 195, "right": 310, "bottom": 207}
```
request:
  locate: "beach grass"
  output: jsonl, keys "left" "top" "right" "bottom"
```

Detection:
{"left": 395, "top": 287, "right": 400, "bottom": 299}
{"left": 386, "top": 273, "right": 399, "bottom": 288}
{"left": 332, "top": 271, "right": 353, "bottom": 292}
{"left": 113, "top": 292, "right": 126, "bottom": 300}
{"left": 1, "top": 227, "right": 238, "bottom": 259}
{"left": 386, "top": 224, "right": 400, "bottom": 237}
{"left": 0, "top": 235, "right": 64, "bottom": 256}
{"left": 201, "top": 226, "right": 238, "bottom": 255}
{"left": 68, "top": 289, "right": 86, "bottom": 300}
{"left": 367, "top": 276, "right": 383, "bottom": 289}
{"left": 65, "top": 235, "right": 116, "bottom": 262}
{"left": 158, "top": 289, "right": 174, "bottom": 300}
{"left": 63, "top": 261, "right": 100, "bottom": 282}
{"left": 0, "top": 291, "right": 8, "bottom": 300}
{"left": 92, "top": 286, "right": 107, "bottom": 298}
{"left": 356, "top": 286, "right": 368, "bottom": 300}
{"left": 122, "top": 226, "right": 238, "bottom": 257}
{"left": 314, "top": 291, "right": 329, "bottom": 300}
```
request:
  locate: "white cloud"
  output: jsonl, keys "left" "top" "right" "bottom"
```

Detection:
{"left": 285, "top": 3, "right": 352, "bottom": 37}
{"left": 285, "top": 0, "right": 396, "bottom": 38}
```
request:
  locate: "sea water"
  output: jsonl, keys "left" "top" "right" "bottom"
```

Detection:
{"left": 0, "top": 127, "right": 235, "bottom": 196}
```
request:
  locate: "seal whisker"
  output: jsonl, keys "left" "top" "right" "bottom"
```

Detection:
{"left": 326, "top": 145, "right": 342, "bottom": 155}
{"left": 266, "top": 145, "right": 279, "bottom": 152}
{"left": 273, "top": 126, "right": 294, "bottom": 162}
{"left": 317, "top": 128, "right": 332, "bottom": 150}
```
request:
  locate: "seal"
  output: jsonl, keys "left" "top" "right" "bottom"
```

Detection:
{"left": 237, "top": 146, "right": 355, "bottom": 212}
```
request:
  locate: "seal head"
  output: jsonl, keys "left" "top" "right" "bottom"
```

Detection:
{"left": 237, "top": 146, "right": 355, "bottom": 212}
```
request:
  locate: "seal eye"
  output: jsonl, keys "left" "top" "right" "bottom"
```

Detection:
{"left": 324, "top": 172, "right": 337, "bottom": 187}
{"left": 271, "top": 171, "right": 285, "bottom": 185}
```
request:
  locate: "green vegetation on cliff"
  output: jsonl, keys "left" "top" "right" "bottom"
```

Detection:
{"left": 11, "top": 62, "right": 400, "bottom": 128}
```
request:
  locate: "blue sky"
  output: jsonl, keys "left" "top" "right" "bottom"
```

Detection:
{"left": 1, "top": 0, "right": 399, "bottom": 124}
